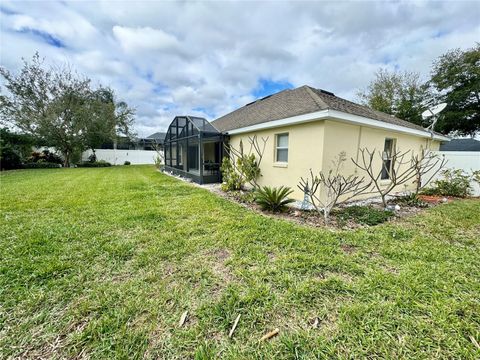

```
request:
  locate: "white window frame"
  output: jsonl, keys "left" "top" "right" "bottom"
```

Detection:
{"left": 381, "top": 138, "right": 396, "bottom": 180}
{"left": 275, "top": 133, "right": 289, "bottom": 164}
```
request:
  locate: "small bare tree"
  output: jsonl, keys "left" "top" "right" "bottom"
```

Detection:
{"left": 411, "top": 149, "right": 447, "bottom": 194}
{"left": 352, "top": 147, "right": 446, "bottom": 207}
{"left": 298, "top": 152, "right": 370, "bottom": 223}
{"left": 150, "top": 139, "right": 164, "bottom": 169}
{"left": 223, "top": 135, "right": 268, "bottom": 189}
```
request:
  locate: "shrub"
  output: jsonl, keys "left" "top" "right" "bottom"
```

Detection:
{"left": 23, "top": 162, "right": 62, "bottom": 169}
{"left": 77, "top": 160, "right": 112, "bottom": 167}
{"left": 227, "top": 136, "right": 266, "bottom": 189}
{"left": 392, "top": 193, "right": 428, "bottom": 208}
{"left": 473, "top": 170, "right": 480, "bottom": 185}
{"left": 220, "top": 157, "right": 243, "bottom": 191}
{"left": 231, "top": 190, "right": 256, "bottom": 204}
{"left": 237, "top": 153, "right": 261, "bottom": 186}
{"left": 0, "top": 128, "right": 36, "bottom": 169}
{"left": 255, "top": 186, "right": 295, "bottom": 212}
{"left": 154, "top": 154, "right": 163, "bottom": 169}
{"left": 422, "top": 169, "right": 471, "bottom": 197}
{"left": 124, "top": 161, "right": 131, "bottom": 165}
{"left": 336, "top": 206, "right": 394, "bottom": 226}
{"left": 28, "top": 150, "right": 63, "bottom": 164}
{"left": 0, "top": 145, "right": 23, "bottom": 170}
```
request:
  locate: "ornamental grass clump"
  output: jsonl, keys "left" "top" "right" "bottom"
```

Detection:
{"left": 255, "top": 186, "right": 295, "bottom": 212}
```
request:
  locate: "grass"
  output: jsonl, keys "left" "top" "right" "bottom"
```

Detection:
{"left": 0, "top": 165, "right": 479, "bottom": 359}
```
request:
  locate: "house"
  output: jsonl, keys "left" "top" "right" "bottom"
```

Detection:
{"left": 439, "top": 138, "right": 480, "bottom": 151}
{"left": 164, "top": 85, "right": 450, "bottom": 200}
{"left": 145, "top": 132, "right": 167, "bottom": 150}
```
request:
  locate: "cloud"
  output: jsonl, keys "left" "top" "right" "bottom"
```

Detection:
{"left": 112, "top": 26, "right": 184, "bottom": 56}
{"left": 0, "top": 0, "right": 479, "bottom": 136}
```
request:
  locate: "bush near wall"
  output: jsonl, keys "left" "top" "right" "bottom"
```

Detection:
{"left": 422, "top": 169, "right": 473, "bottom": 197}
{"left": 23, "top": 162, "right": 62, "bottom": 169}
{"left": 0, "top": 146, "right": 23, "bottom": 170}
{"left": 28, "top": 150, "right": 63, "bottom": 164}
{"left": 77, "top": 160, "right": 112, "bottom": 167}
{"left": 0, "top": 128, "right": 36, "bottom": 170}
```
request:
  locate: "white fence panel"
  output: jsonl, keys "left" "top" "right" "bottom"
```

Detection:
{"left": 429, "top": 151, "right": 480, "bottom": 196}
{"left": 82, "top": 149, "right": 163, "bottom": 165}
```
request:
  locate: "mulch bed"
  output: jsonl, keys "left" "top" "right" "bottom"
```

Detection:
{"left": 179, "top": 177, "right": 475, "bottom": 229}
{"left": 417, "top": 194, "right": 451, "bottom": 204}
{"left": 203, "top": 185, "right": 454, "bottom": 229}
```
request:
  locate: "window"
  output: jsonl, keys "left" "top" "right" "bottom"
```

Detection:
{"left": 381, "top": 138, "right": 395, "bottom": 180}
{"left": 275, "top": 133, "right": 289, "bottom": 163}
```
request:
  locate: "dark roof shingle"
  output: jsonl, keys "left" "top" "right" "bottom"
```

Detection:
{"left": 211, "top": 85, "right": 433, "bottom": 134}
{"left": 439, "top": 138, "right": 480, "bottom": 151}
{"left": 146, "top": 132, "right": 167, "bottom": 144}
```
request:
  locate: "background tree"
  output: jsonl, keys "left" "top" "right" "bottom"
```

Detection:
{"left": 357, "top": 69, "right": 430, "bottom": 126}
{"left": 0, "top": 53, "right": 135, "bottom": 167}
{"left": 429, "top": 43, "right": 480, "bottom": 136}
{"left": 83, "top": 87, "right": 135, "bottom": 155}
{"left": 0, "top": 128, "right": 36, "bottom": 170}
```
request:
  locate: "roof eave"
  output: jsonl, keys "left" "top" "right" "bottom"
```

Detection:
{"left": 225, "top": 109, "right": 451, "bottom": 142}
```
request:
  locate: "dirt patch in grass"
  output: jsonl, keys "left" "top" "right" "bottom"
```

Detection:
{"left": 313, "top": 271, "right": 357, "bottom": 286}
{"left": 210, "top": 248, "right": 231, "bottom": 262}
{"left": 211, "top": 263, "right": 233, "bottom": 284}
{"left": 381, "top": 264, "right": 399, "bottom": 275}
{"left": 267, "top": 251, "right": 277, "bottom": 261}
{"left": 19, "top": 333, "right": 68, "bottom": 360}
{"left": 340, "top": 244, "right": 357, "bottom": 254}
{"left": 203, "top": 248, "right": 235, "bottom": 295}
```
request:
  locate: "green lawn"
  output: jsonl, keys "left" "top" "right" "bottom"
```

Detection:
{"left": 1, "top": 165, "right": 479, "bottom": 359}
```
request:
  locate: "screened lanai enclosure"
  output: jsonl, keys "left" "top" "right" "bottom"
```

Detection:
{"left": 164, "top": 116, "right": 224, "bottom": 184}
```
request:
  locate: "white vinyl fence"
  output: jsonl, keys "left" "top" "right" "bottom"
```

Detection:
{"left": 82, "top": 149, "right": 163, "bottom": 165}
{"left": 429, "top": 151, "right": 480, "bottom": 196}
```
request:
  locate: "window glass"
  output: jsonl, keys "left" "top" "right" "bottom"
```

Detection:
{"left": 276, "top": 133, "right": 289, "bottom": 163}
{"left": 277, "top": 134, "right": 289, "bottom": 147}
{"left": 381, "top": 138, "right": 395, "bottom": 179}
{"left": 277, "top": 149, "right": 288, "bottom": 162}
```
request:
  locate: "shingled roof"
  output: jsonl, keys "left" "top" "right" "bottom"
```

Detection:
{"left": 146, "top": 132, "right": 167, "bottom": 144}
{"left": 439, "top": 138, "right": 480, "bottom": 151}
{"left": 211, "top": 85, "right": 431, "bottom": 134}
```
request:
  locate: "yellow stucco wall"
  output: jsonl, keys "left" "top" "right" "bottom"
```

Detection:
{"left": 322, "top": 120, "right": 440, "bottom": 200}
{"left": 229, "top": 118, "right": 441, "bottom": 201}
{"left": 229, "top": 121, "right": 325, "bottom": 199}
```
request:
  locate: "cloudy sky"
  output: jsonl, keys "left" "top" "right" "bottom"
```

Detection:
{"left": 1, "top": 1, "right": 479, "bottom": 136}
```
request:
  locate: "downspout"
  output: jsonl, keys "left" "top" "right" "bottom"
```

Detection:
{"left": 354, "top": 126, "right": 363, "bottom": 174}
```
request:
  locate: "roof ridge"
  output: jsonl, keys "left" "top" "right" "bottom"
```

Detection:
{"left": 303, "top": 85, "right": 329, "bottom": 110}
